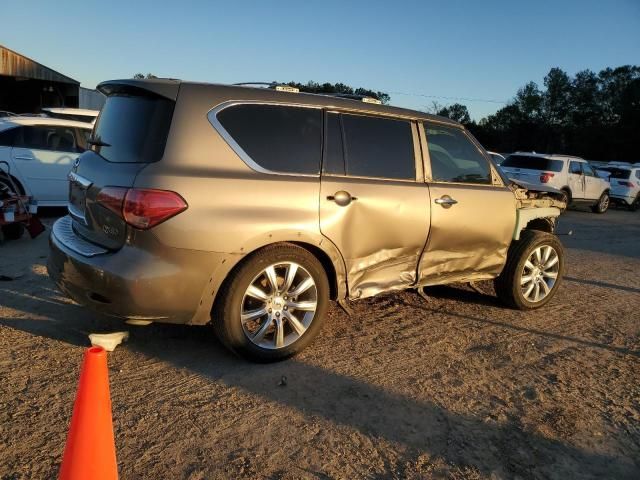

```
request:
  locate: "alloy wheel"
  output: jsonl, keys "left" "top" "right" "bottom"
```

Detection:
{"left": 241, "top": 262, "right": 318, "bottom": 349}
{"left": 520, "top": 245, "right": 560, "bottom": 303}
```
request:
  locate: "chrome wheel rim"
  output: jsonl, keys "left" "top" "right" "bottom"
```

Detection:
{"left": 600, "top": 194, "right": 609, "bottom": 211}
{"left": 520, "top": 245, "right": 559, "bottom": 303}
{"left": 241, "top": 262, "right": 317, "bottom": 349}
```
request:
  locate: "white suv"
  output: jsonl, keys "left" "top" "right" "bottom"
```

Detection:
{"left": 602, "top": 164, "right": 640, "bottom": 211}
{"left": 501, "top": 153, "right": 611, "bottom": 213}
{"left": 0, "top": 116, "right": 93, "bottom": 206}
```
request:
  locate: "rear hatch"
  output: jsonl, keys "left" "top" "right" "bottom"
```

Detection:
{"left": 68, "top": 80, "right": 179, "bottom": 250}
{"left": 501, "top": 155, "right": 564, "bottom": 184}
{"left": 605, "top": 168, "right": 634, "bottom": 195}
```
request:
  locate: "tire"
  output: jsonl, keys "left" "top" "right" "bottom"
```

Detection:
{"left": 494, "top": 230, "right": 565, "bottom": 310}
{"left": 560, "top": 188, "right": 571, "bottom": 211}
{"left": 591, "top": 191, "right": 610, "bottom": 214}
{"left": 212, "top": 243, "right": 329, "bottom": 362}
{"left": 1, "top": 223, "right": 24, "bottom": 241}
{"left": 629, "top": 195, "right": 640, "bottom": 212}
{"left": 0, "top": 174, "right": 25, "bottom": 196}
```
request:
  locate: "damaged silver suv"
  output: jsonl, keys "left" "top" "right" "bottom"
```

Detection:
{"left": 48, "top": 79, "right": 566, "bottom": 361}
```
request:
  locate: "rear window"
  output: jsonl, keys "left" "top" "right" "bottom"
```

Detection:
{"left": 91, "top": 94, "right": 174, "bottom": 163}
{"left": 216, "top": 104, "right": 322, "bottom": 175}
{"left": 502, "top": 155, "right": 563, "bottom": 172}
{"left": 605, "top": 168, "right": 631, "bottom": 179}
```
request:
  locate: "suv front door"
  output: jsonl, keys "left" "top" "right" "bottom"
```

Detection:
{"left": 417, "top": 122, "right": 516, "bottom": 285}
{"left": 319, "top": 112, "right": 430, "bottom": 299}
{"left": 582, "top": 163, "right": 603, "bottom": 200}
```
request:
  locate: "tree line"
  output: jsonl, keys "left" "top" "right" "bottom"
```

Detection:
{"left": 436, "top": 66, "right": 640, "bottom": 162}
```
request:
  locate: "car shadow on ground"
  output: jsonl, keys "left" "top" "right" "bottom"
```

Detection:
{"left": 1, "top": 279, "right": 638, "bottom": 479}
{"left": 564, "top": 276, "right": 640, "bottom": 294}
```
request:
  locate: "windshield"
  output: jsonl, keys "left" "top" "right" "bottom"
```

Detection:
{"left": 501, "top": 155, "right": 564, "bottom": 172}
{"left": 91, "top": 94, "right": 174, "bottom": 163}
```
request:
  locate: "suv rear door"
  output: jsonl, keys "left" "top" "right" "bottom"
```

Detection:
{"left": 417, "top": 122, "right": 516, "bottom": 284}
{"left": 319, "top": 112, "right": 430, "bottom": 299}
{"left": 568, "top": 160, "right": 586, "bottom": 200}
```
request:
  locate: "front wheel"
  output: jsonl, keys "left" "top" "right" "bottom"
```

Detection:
{"left": 592, "top": 192, "right": 610, "bottom": 214}
{"left": 212, "top": 243, "right": 329, "bottom": 362}
{"left": 494, "top": 230, "right": 565, "bottom": 310}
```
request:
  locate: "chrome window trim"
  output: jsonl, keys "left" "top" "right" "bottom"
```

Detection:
{"left": 207, "top": 101, "right": 322, "bottom": 178}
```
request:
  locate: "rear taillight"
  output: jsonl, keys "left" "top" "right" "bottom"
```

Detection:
{"left": 97, "top": 187, "right": 187, "bottom": 229}
{"left": 96, "top": 187, "right": 128, "bottom": 215}
{"left": 540, "top": 172, "right": 555, "bottom": 183}
{"left": 618, "top": 181, "right": 633, "bottom": 187}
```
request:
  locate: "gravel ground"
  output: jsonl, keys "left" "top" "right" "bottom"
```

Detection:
{"left": 1, "top": 208, "right": 639, "bottom": 479}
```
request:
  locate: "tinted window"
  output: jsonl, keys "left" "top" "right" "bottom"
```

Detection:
{"left": 341, "top": 114, "right": 414, "bottom": 180}
{"left": 502, "top": 155, "right": 564, "bottom": 172}
{"left": 0, "top": 127, "right": 16, "bottom": 147}
{"left": 92, "top": 94, "right": 175, "bottom": 163}
{"left": 582, "top": 164, "right": 595, "bottom": 177}
{"left": 569, "top": 161, "right": 582, "bottom": 174}
{"left": 14, "top": 126, "right": 81, "bottom": 152}
{"left": 425, "top": 124, "right": 491, "bottom": 184}
{"left": 217, "top": 104, "right": 321, "bottom": 174}
{"left": 606, "top": 168, "right": 631, "bottom": 180}
{"left": 324, "top": 113, "right": 345, "bottom": 175}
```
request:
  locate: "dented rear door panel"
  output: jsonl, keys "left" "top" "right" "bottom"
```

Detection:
{"left": 320, "top": 175, "right": 430, "bottom": 299}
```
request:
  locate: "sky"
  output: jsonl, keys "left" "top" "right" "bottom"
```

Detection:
{"left": 2, "top": 0, "right": 639, "bottom": 119}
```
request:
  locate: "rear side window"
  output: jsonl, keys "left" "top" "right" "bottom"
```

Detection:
{"left": 569, "top": 161, "right": 582, "bottom": 174}
{"left": 341, "top": 114, "right": 415, "bottom": 180}
{"left": 502, "top": 155, "right": 564, "bottom": 172}
{"left": 13, "top": 126, "right": 82, "bottom": 152}
{"left": 217, "top": 104, "right": 322, "bottom": 174}
{"left": 425, "top": 124, "right": 491, "bottom": 184}
{"left": 92, "top": 94, "right": 174, "bottom": 163}
{"left": 0, "top": 128, "right": 16, "bottom": 147}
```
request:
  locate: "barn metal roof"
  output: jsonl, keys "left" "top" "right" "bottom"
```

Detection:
{"left": 0, "top": 45, "right": 79, "bottom": 85}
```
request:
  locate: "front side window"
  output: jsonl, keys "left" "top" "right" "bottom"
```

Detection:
{"left": 217, "top": 104, "right": 322, "bottom": 175}
{"left": 0, "top": 127, "right": 17, "bottom": 147}
{"left": 341, "top": 114, "right": 415, "bottom": 180}
{"left": 14, "top": 126, "right": 80, "bottom": 152}
{"left": 424, "top": 124, "right": 491, "bottom": 184}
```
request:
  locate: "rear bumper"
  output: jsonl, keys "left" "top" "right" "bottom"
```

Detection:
{"left": 610, "top": 194, "right": 635, "bottom": 206}
{"left": 47, "top": 216, "right": 227, "bottom": 325}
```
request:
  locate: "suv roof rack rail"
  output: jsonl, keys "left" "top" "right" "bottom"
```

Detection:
{"left": 232, "top": 82, "right": 300, "bottom": 93}
{"left": 322, "top": 93, "right": 383, "bottom": 104}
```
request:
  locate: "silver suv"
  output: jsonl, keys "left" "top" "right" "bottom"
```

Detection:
{"left": 48, "top": 79, "right": 566, "bottom": 361}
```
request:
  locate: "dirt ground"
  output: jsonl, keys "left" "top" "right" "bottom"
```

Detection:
{"left": 1, "top": 207, "right": 639, "bottom": 479}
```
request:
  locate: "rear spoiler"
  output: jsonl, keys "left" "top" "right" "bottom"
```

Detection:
{"left": 97, "top": 79, "right": 181, "bottom": 101}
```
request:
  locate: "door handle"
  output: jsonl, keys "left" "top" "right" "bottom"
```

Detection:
{"left": 14, "top": 155, "right": 34, "bottom": 161}
{"left": 327, "top": 190, "right": 357, "bottom": 207}
{"left": 435, "top": 195, "right": 458, "bottom": 208}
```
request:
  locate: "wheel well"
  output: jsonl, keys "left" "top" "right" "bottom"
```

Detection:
{"left": 525, "top": 217, "right": 555, "bottom": 234}
{"left": 290, "top": 241, "right": 339, "bottom": 300}
{"left": 0, "top": 173, "right": 25, "bottom": 195}
{"left": 212, "top": 241, "right": 340, "bottom": 314}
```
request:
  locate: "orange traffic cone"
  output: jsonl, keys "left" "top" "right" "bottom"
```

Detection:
{"left": 59, "top": 346, "right": 118, "bottom": 479}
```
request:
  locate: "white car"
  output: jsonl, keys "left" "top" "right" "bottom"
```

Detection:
{"left": 601, "top": 164, "right": 640, "bottom": 211}
{"left": 487, "top": 151, "right": 506, "bottom": 165}
{"left": 500, "top": 152, "right": 611, "bottom": 213}
{"left": 0, "top": 116, "right": 93, "bottom": 206}
{"left": 42, "top": 108, "right": 100, "bottom": 125}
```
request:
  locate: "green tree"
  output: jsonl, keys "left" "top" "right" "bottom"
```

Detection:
{"left": 281, "top": 81, "right": 390, "bottom": 104}
{"left": 436, "top": 103, "right": 471, "bottom": 125}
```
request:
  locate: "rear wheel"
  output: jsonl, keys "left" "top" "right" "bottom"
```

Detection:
{"left": 212, "top": 243, "right": 329, "bottom": 362}
{"left": 560, "top": 188, "right": 571, "bottom": 211}
{"left": 494, "top": 230, "right": 565, "bottom": 310}
{"left": 629, "top": 195, "right": 640, "bottom": 212}
{"left": 591, "top": 191, "right": 610, "bottom": 213}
